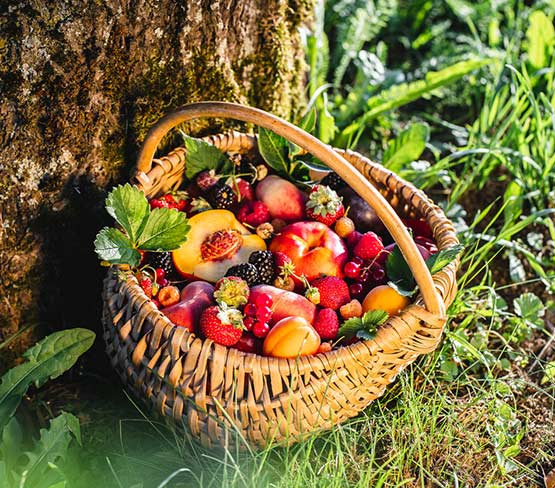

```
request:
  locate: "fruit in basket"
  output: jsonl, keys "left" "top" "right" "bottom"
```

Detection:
{"left": 305, "top": 185, "right": 345, "bottom": 226}
{"left": 208, "top": 183, "right": 236, "bottom": 209}
{"left": 235, "top": 178, "right": 254, "bottom": 201}
{"left": 313, "top": 308, "right": 340, "bottom": 340}
{"left": 353, "top": 231, "right": 384, "bottom": 260}
{"left": 320, "top": 172, "right": 346, "bottom": 191}
{"left": 172, "top": 210, "right": 266, "bottom": 282}
{"left": 339, "top": 299, "right": 363, "bottom": 320}
{"left": 334, "top": 216, "right": 355, "bottom": 238}
{"left": 338, "top": 188, "right": 383, "bottom": 233}
{"left": 269, "top": 221, "right": 348, "bottom": 281}
{"left": 196, "top": 170, "right": 220, "bottom": 191}
{"left": 361, "top": 285, "right": 410, "bottom": 316}
{"left": 237, "top": 200, "right": 271, "bottom": 227}
{"left": 249, "top": 284, "right": 317, "bottom": 325}
{"left": 200, "top": 304, "right": 244, "bottom": 346}
{"left": 234, "top": 333, "right": 262, "bottom": 354}
{"left": 262, "top": 316, "right": 321, "bottom": 358}
{"left": 255, "top": 175, "right": 307, "bottom": 221}
{"left": 225, "top": 263, "right": 259, "bottom": 286}
{"left": 248, "top": 250, "right": 276, "bottom": 284}
{"left": 214, "top": 276, "right": 250, "bottom": 307}
{"left": 161, "top": 281, "right": 215, "bottom": 331}
{"left": 158, "top": 285, "right": 180, "bottom": 307}
{"left": 311, "top": 276, "right": 350, "bottom": 310}
{"left": 148, "top": 252, "right": 177, "bottom": 278}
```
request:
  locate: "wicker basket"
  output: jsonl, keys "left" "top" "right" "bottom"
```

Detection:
{"left": 102, "top": 102, "right": 459, "bottom": 448}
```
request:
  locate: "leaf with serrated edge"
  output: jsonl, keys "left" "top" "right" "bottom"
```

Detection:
{"left": 0, "top": 329, "right": 95, "bottom": 432}
{"left": 339, "top": 309, "right": 388, "bottom": 340}
{"left": 258, "top": 127, "right": 290, "bottom": 175}
{"left": 105, "top": 184, "right": 149, "bottom": 243}
{"left": 426, "top": 244, "right": 463, "bottom": 274}
{"left": 182, "top": 134, "right": 232, "bottom": 180}
{"left": 137, "top": 208, "right": 190, "bottom": 251}
{"left": 94, "top": 227, "right": 141, "bottom": 266}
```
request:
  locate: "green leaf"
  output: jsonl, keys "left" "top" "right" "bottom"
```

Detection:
{"left": 386, "top": 245, "right": 416, "bottom": 296}
{"left": 137, "top": 207, "right": 190, "bottom": 251}
{"left": 0, "top": 329, "right": 95, "bottom": 432}
{"left": 299, "top": 106, "right": 317, "bottom": 134}
{"left": 513, "top": 293, "right": 545, "bottom": 327}
{"left": 105, "top": 184, "right": 149, "bottom": 243}
{"left": 94, "top": 227, "right": 141, "bottom": 267}
{"left": 23, "top": 412, "right": 81, "bottom": 488}
{"left": 339, "top": 310, "right": 388, "bottom": 340}
{"left": 526, "top": 10, "right": 555, "bottom": 70}
{"left": 425, "top": 244, "right": 464, "bottom": 274}
{"left": 258, "top": 128, "right": 290, "bottom": 176}
{"left": 183, "top": 134, "right": 232, "bottom": 180}
{"left": 541, "top": 361, "right": 555, "bottom": 385}
{"left": 383, "top": 123, "right": 430, "bottom": 173}
{"left": 342, "top": 59, "right": 491, "bottom": 135}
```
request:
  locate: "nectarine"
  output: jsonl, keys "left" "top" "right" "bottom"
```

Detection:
{"left": 161, "top": 281, "right": 215, "bottom": 331}
{"left": 255, "top": 175, "right": 307, "bottom": 221}
{"left": 250, "top": 285, "right": 317, "bottom": 325}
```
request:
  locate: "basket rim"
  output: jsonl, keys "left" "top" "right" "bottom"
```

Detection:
{"left": 110, "top": 131, "right": 460, "bottom": 370}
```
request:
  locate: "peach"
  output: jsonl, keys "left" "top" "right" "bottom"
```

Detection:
{"left": 250, "top": 284, "right": 317, "bottom": 325}
{"left": 361, "top": 284, "right": 410, "bottom": 316}
{"left": 161, "top": 281, "right": 215, "bottom": 332}
{"left": 262, "top": 316, "right": 320, "bottom": 358}
{"left": 269, "top": 221, "right": 348, "bottom": 282}
{"left": 172, "top": 210, "right": 266, "bottom": 282}
{"left": 255, "top": 175, "right": 307, "bottom": 221}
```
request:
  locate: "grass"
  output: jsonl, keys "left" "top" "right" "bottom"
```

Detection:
{"left": 4, "top": 0, "right": 555, "bottom": 487}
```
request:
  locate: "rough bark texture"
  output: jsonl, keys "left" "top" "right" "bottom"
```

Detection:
{"left": 0, "top": 0, "right": 312, "bottom": 369}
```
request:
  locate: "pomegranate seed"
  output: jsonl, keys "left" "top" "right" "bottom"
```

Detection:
{"left": 252, "top": 321, "right": 270, "bottom": 338}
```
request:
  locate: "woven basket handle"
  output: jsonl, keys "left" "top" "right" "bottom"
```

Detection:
{"left": 135, "top": 101, "right": 445, "bottom": 317}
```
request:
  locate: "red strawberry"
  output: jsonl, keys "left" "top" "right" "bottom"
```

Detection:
{"left": 200, "top": 305, "right": 244, "bottom": 346}
{"left": 313, "top": 308, "right": 339, "bottom": 340}
{"left": 235, "top": 178, "right": 254, "bottom": 201}
{"left": 353, "top": 232, "right": 384, "bottom": 260}
{"left": 237, "top": 200, "right": 271, "bottom": 227}
{"left": 306, "top": 185, "right": 345, "bottom": 226}
{"left": 311, "top": 276, "right": 350, "bottom": 310}
{"left": 139, "top": 278, "right": 153, "bottom": 298}
{"left": 274, "top": 251, "right": 292, "bottom": 269}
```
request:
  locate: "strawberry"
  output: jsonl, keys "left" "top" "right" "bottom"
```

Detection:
{"left": 311, "top": 276, "right": 350, "bottom": 310}
{"left": 313, "top": 308, "right": 340, "bottom": 340}
{"left": 139, "top": 277, "right": 153, "bottom": 298}
{"left": 312, "top": 276, "right": 351, "bottom": 310}
{"left": 200, "top": 304, "right": 244, "bottom": 346}
{"left": 237, "top": 200, "right": 271, "bottom": 227}
{"left": 306, "top": 185, "right": 345, "bottom": 226}
{"left": 353, "top": 232, "right": 384, "bottom": 260}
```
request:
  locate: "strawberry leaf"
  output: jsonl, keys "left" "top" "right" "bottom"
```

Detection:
{"left": 105, "top": 184, "right": 149, "bottom": 243}
{"left": 425, "top": 244, "right": 464, "bottom": 274}
{"left": 182, "top": 134, "right": 232, "bottom": 180}
{"left": 136, "top": 208, "right": 190, "bottom": 251}
{"left": 94, "top": 227, "right": 141, "bottom": 266}
{"left": 338, "top": 309, "right": 388, "bottom": 340}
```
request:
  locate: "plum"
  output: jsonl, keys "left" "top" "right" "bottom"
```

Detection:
{"left": 339, "top": 188, "right": 385, "bottom": 234}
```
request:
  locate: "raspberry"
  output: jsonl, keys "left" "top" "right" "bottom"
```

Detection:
{"left": 237, "top": 200, "right": 271, "bottom": 227}
{"left": 353, "top": 232, "right": 384, "bottom": 260}
{"left": 158, "top": 286, "right": 180, "bottom": 307}
{"left": 311, "top": 276, "right": 350, "bottom": 310}
{"left": 317, "top": 342, "right": 333, "bottom": 354}
{"left": 339, "top": 299, "right": 363, "bottom": 320}
{"left": 235, "top": 178, "right": 254, "bottom": 201}
{"left": 313, "top": 308, "right": 340, "bottom": 340}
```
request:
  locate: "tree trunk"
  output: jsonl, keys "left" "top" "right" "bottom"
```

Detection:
{"left": 0, "top": 0, "right": 312, "bottom": 368}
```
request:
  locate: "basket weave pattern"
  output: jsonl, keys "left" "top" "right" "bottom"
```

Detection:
{"left": 102, "top": 103, "right": 459, "bottom": 448}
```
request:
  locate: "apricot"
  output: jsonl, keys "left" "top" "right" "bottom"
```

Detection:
{"left": 262, "top": 316, "right": 320, "bottom": 358}
{"left": 362, "top": 285, "right": 410, "bottom": 316}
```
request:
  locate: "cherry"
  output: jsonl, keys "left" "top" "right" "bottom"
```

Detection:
{"left": 159, "top": 278, "right": 169, "bottom": 287}
{"left": 344, "top": 261, "right": 361, "bottom": 279}
{"left": 356, "top": 268, "right": 371, "bottom": 284}
{"left": 255, "top": 306, "right": 272, "bottom": 322}
{"left": 351, "top": 256, "right": 364, "bottom": 266}
{"left": 371, "top": 266, "right": 386, "bottom": 282}
{"left": 349, "top": 283, "right": 364, "bottom": 297}
{"left": 252, "top": 321, "right": 270, "bottom": 338}
{"left": 155, "top": 268, "right": 166, "bottom": 281}
{"left": 255, "top": 293, "right": 273, "bottom": 308}
{"left": 234, "top": 334, "right": 260, "bottom": 353}
{"left": 244, "top": 303, "right": 258, "bottom": 317}
{"left": 243, "top": 316, "right": 255, "bottom": 331}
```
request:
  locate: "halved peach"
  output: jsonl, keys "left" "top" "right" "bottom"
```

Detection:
{"left": 173, "top": 210, "right": 266, "bottom": 282}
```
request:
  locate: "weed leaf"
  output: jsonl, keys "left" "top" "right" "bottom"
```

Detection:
{"left": 383, "top": 123, "right": 430, "bottom": 172}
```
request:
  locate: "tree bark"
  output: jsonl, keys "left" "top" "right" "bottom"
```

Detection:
{"left": 0, "top": 0, "right": 312, "bottom": 368}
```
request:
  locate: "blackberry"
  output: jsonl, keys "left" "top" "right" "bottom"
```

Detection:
{"left": 249, "top": 250, "right": 275, "bottom": 284}
{"left": 225, "top": 263, "right": 259, "bottom": 286}
{"left": 208, "top": 183, "right": 236, "bottom": 209}
{"left": 148, "top": 252, "right": 176, "bottom": 279}
{"left": 321, "top": 172, "right": 346, "bottom": 191}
